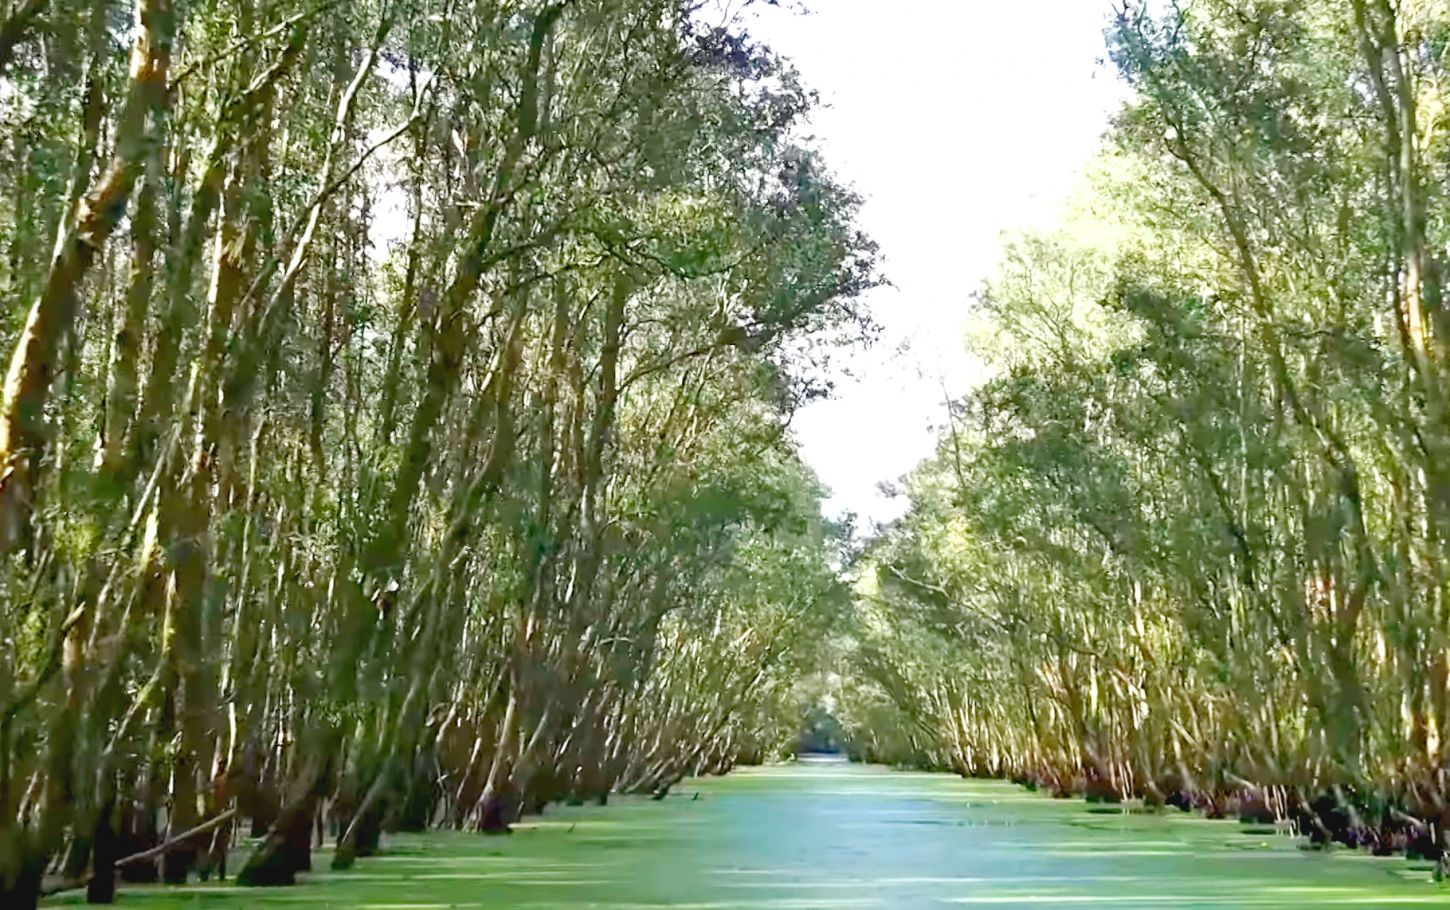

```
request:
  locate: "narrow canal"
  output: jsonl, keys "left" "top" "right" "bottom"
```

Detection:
{"left": 46, "top": 760, "right": 1449, "bottom": 908}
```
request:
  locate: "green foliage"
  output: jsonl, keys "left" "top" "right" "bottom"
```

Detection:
{"left": 0, "top": 0, "right": 873, "bottom": 900}
{"left": 846, "top": 2, "right": 1450, "bottom": 858}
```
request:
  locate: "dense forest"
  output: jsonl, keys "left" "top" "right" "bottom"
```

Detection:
{"left": 14, "top": 0, "right": 1450, "bottom": 904}
{"left": 0, "top": 0, "right": 874, "bottom": 905}
{"left": 843, "top": 0, "right": 1450, "bottom": 875}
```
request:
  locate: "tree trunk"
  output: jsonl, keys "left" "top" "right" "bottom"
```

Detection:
{"left": 0, "top": 0, "right": 173, "bottom": 551}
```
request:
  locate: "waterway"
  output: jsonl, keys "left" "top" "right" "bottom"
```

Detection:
{"left": 45, "top": 759, "right": 1450, "bottom": 907}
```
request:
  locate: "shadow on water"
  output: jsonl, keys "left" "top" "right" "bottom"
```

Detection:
{"left": 43, "top": 763, "right": 1450, "bottom": 908}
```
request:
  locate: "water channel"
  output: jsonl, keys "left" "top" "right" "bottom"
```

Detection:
{"left": 45, "top": 759, "right": 1450, "bottom": 908}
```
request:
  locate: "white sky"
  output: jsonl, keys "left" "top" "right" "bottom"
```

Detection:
{"left": 745, "top": 1, "right": 1126, "bottom": 531}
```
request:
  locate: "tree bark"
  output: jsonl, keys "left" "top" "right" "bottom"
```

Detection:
{"left": 0, "top": 0, "right": 174, "bottom": 552}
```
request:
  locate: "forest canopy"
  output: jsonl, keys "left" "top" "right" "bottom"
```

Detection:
{"left": 842, "top": 0, "right": 1450, "bottom": 865}
{"left": 0, "top": 0, "right": 872, "bottom": 905}
{"left": 14, "top": 0, "right": 1450, "bottom": 903}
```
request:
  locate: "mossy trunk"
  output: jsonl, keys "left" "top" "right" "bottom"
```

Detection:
{"left": 478, "top": 784, "right": 519, "bottom": 835}
{"left": 236, "top": 801, "right": 315, "bottom": 886}
{"left": 117, "top": 800, "right": 159, "bottom": 883}
{"left": 237, "top": 742, "right": 333, "bottom": 887}
{"left": 331, "top": 802, "right": 383, "bottom": 870}
{"left": 0, "top": 834, "right": 43, "bottom": 910}
{"left": 158, "top": 832, "right": 197, "bottom": 884}
{"left": 85, "top": 801, "right": 118, "bottom": 904}
{"left": 395, "top": 754, "right": 436, "bottom": 833}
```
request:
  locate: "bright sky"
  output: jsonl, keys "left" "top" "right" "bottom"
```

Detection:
{"left": 745, "top": 1, "right": 1126, "bottom": 531}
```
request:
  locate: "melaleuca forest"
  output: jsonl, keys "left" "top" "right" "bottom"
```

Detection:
{"left": 3, "top": 1, "right": 1450, "bottom": 907}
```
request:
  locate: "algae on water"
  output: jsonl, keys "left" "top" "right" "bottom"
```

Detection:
{"left": 45, "top": 763, "right": 1448, "bottom": 909}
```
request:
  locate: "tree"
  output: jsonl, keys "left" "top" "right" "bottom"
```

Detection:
{"left": 0, "top": 2, "right": 874, "bottom": 905}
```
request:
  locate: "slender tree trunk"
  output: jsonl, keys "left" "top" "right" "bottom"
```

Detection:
{"left": 0, "top": 0, "right": 174, "bottom": 552}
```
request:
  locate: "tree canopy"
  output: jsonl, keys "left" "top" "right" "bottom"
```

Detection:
{"left": 846, "top": 0, "right": 1450, "bottom": 864}
{"left": 0, "top": 1, "right": 872, "bottom": 904}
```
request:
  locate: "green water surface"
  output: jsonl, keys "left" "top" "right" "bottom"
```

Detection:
{"left": 45, "top": 760, "right": 1450, "bottom": 908}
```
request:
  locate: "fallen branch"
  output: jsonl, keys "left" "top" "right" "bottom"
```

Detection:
{"left": 117, "top": 808, "right": 238, "bottom": 868}
{"left": 38, "top": 808, "right": 238, "bottom": 897}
